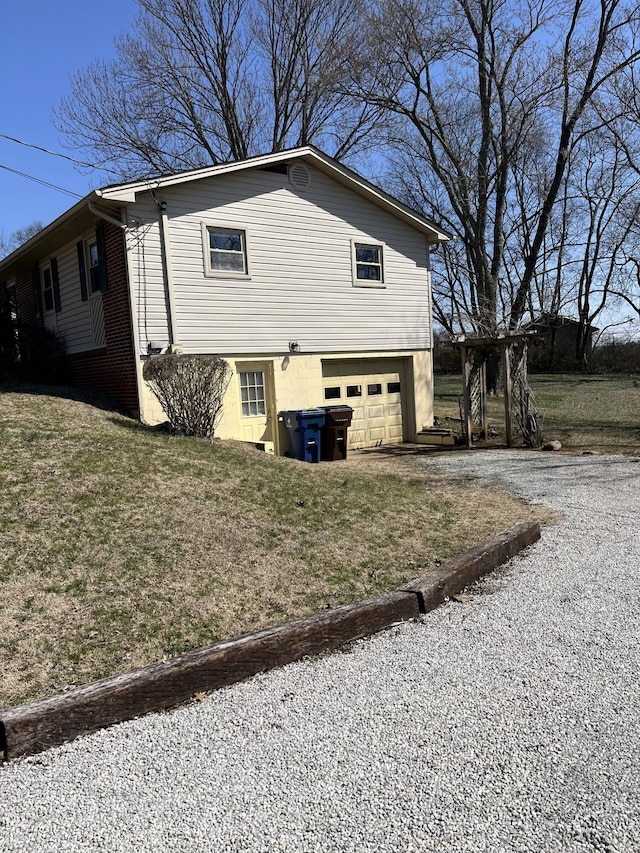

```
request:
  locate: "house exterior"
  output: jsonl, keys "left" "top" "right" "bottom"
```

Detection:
{"left": 526, "top": 313, "right": 598, "bottom": 372}
{"left": 0, "top": 147, "right": 448, "bottom": 453}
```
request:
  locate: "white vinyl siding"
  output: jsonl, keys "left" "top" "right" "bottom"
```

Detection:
{"left": 43, "top": 240, "right": 95, "bottom": 353}
{"left": 127, "top": 165, "right": 431, "bottom": 356}
{"left": 24, "top": 234, "right": 111, "bottom": 355}
{"left": 126, "top": 206, "right": 172, "bottom": 351}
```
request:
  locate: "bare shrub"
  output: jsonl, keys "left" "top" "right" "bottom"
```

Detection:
{"left": 143, "top": 354, "right": 232, "bottom": 438}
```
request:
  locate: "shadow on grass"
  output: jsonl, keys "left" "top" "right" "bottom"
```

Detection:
{"left": 531, "top": 374, "right": 634, "bottom": 386}
{"left": 546, "top": 421, "right": 640, "bottom": 439}
{"left": 0, "top": 381, "right": 131, "bottom": 417}
{"left": 107, "top": 416, "right": 170, "bottom": 434}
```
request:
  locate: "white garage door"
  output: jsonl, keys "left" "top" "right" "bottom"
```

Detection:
{"left": 322, "top": 359, "right": 406, "bottom": 449}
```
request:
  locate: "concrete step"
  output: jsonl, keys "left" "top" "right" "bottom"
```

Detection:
{"left": 416, "top": 428, "right": 456, "bottom": 446}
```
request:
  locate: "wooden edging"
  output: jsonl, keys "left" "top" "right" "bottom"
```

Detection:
{"left": 0, "top": 521, "right": 540, "bottom": 761}
{"left": 401, "top": 520, "right": 541, "bottom": 612}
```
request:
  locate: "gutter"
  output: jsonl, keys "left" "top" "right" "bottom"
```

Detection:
{"left": 87, "top": 200, "right": 127, "bottom": 231}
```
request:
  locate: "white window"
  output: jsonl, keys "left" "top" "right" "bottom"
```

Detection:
{"left": 41, "top": 265, "right": 54, "bottom": 313}
{"left": 352, "top": 241, "right": 384, "bottom": 286}
{"left": 239, "top": 371, "right": 266, "bottom": 417}
{"left": 203, "top": 225, "right": 249, "bottom": 276}
{"left": 87, "top": 239, "right": 101, "bottom": 293}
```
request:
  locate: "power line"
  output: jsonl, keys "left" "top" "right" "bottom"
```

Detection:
{"left": 0, "top": 132, "right": 122, "bottom": 178}
{"left": 0, "top": 163, "right": 84, "bottom": 200}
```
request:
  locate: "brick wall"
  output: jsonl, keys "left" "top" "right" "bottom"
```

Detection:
{"left": 67, "top": 220, "right": 139, "bottom": 414}
{"left": 8, "top": 219, "right": 139, "bottom": 413}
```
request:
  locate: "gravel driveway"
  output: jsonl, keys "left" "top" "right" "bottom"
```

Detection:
{"left": 1, "top": 450, "right": 639, "bottom": 852}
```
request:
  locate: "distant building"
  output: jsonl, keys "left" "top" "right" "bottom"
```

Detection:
{"left": 527, "top": 314, "right": 597, "bottom": 372}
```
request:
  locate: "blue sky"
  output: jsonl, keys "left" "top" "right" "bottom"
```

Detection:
{"left": 0, "top": 0, "right": 138, "bottom": 240}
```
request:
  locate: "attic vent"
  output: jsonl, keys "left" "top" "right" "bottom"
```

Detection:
{"left": 288, "top": 163, "right": 311, "bottom": 190}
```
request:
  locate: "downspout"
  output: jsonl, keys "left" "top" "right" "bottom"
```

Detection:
{"left": 89, "top": 199, "right": 149, "bottom": 422}
{"left": 90, "top": 196, "right": 179, "bottom": 348}
{"left": 154, "top": 197, "right": 180, "bottom": 350}
{"left": 116, "top": 205, "right": 148, "bottom": 423}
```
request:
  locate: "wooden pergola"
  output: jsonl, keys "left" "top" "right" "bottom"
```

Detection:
{"left": 451, "top": 331, "right": 539, "bottom": 449}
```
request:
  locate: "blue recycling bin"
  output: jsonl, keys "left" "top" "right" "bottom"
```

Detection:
{"left": 279, "top": 408, "right": 325, "bottom": 463}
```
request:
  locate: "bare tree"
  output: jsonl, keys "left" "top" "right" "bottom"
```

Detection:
{"left": 568, "top": 130, "right": 640, "bottom": 365}
{"left": 0, "top": 221, "right": 44, "bottom": 260}
{"left": 56, "top": 0, "right": 380, "bottom": 179}
{"left": 352, "top": 0, "right": 640, "bottom": 334}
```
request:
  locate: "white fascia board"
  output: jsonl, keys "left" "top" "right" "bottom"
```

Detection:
{"left": 94, "top": 146, "right": 450, "bottom": 243}
{"left": 94, "top": 148, "right": 319, "bottom": 202}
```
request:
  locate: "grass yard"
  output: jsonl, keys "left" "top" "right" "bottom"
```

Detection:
{"left": 0, "top": 384, "right": 544, "bottom": 709}
{"left": 434, "top": 373, "right": 640, "bottom": 454}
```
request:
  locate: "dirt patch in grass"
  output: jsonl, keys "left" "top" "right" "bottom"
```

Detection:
{"left": 1, "top": 384, "right": 547, "bottom": 708}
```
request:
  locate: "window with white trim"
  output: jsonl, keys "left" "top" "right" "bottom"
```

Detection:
{"left": 87, "top": 239, "right": 101, "bottom": 293}
{"left": 204, "top": 226, "right": 249, "bottom": 275}
{"left": 352, "top": 241, "right": 384, "bottom": 286}
{"left": 41, "top": 265, "right": 54, "bottom": 313}
{"left": 239, "top": 370, "right": 266, "bottom": 416}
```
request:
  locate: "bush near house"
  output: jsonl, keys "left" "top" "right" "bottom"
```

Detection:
{"left": 590, "top": 340, "right": 640, "bottom": 374}
{"left": 143, "top": 353, "right": 232, "bottom": 438}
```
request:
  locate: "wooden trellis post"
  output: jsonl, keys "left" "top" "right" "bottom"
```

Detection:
{"left": 461, "top": 344, "right": 473, "bottom": 449}
{"left": 502, "top": 342, "right": 513, "bottom": 448}
{"left": 452, "top": 332, "right": 536, "bottom": 449}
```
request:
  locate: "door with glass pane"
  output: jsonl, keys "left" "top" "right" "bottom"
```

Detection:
{"left": 237, "top": 362, "right": 276, "bottom": 447}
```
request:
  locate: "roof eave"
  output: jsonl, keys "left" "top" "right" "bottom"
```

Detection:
{"left": 97, "top": 146, "right": 450, "bottom": 243}
{"left": 0, "top": 192, "right": 121, "bottom": 278}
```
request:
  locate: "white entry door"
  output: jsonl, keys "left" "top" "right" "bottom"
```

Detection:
{"left": 237, "top": 362, "right": 277, "bottom": 450}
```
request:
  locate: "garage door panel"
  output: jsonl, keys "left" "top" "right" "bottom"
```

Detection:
{"left": 366, "top": 403, "right": 385, "bottom": 419}
{"left": 369, "top": 426, "right": 387, "bottom": 441}
{"left": 348, "top": 428, "right": 367, "bottom": 445}
{"left": 322, "top": 359, "right": 406, "bottom": 450}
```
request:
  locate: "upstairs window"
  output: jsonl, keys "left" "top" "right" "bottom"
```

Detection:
{"left": 352, "top": 242, "right": 384, "bottom": 286}
{"left": 204, "top": 226, "right": 249, "bottom": 276}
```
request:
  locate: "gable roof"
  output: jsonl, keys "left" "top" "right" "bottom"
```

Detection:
{"left": 0, "top": 146, "right": 449, "bottom": 279}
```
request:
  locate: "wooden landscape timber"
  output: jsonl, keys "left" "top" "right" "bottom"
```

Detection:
{"left": 401, "top": 521, "right": 541, "bottom": 611}
{"left": 0, "top": 521, "right": 541, "bottom": 761}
